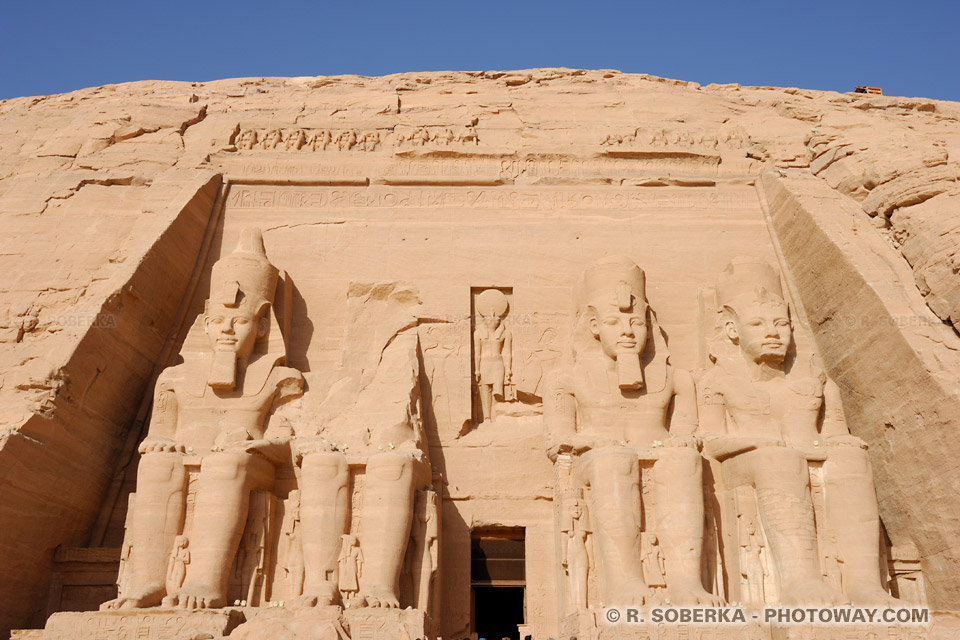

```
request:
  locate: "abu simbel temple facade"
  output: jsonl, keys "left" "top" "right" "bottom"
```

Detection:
{"left": 2, "top": 69, "right": 960, "bottom": 640}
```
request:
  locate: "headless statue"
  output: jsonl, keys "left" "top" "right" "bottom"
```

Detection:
{"left": 697, "top": 258, "right": 896, "bottom": 605}
{"left": 544, "top": 256, "right": 721, "bottom": 606}
{"left": 102, "top": 228, "right": 303, "bottom": 610}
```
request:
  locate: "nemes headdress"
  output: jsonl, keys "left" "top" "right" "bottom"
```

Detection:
{"left": 208, "top": 228, "right": 280, "bottom": 315}
{"left": 716, "top": 257, "right": 785, "bottom": 313}
{"left": 576, "top": 256, "right": 646, "bottom": 314}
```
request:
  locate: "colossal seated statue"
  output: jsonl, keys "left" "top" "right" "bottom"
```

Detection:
{"left": 102, "top": 228, "right": 303, "bottom": 610}
{"left": 544, "top": 256, "right": 721, "bottom": 608}
{"left": 697, "top": 258, "right": 896, "bottom": 606}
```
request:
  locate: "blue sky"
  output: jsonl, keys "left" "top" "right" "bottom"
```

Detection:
{"left": 1, "top": 0, "right": 957, "bottom": 102}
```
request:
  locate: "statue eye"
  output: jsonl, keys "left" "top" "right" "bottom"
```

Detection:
{"left": 775, "top": 319, "right": 790, "bottom": 327}
{"left": 604, "top": 317, "right": 619, "bottom": 326}
{"left": 234, "top": 317, "right": 249, "bottom": 325}
{"left": 208, "top": 317, "right": 224, "bottom": 324}
{"left": 630, "top": 317, "right": 645, "bottom": 327}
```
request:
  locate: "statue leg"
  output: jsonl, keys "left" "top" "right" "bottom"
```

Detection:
{"left": 479, "top": 384, "right": 492, "bottom": 422}
{"left": 823, "top": 446, "right": 896, "bottom": 604}
{"left": 652, "top": 447, "right": 722, "bottom": 605}
{"left": 298, "top": 451, "right": 349, "bottom": 607}
{"left": 358, "top": 451, "right": 417, "bottom": 608}
{"left": 577, "top": 448, "right": 650, "bottom": 605}
{"left": 101, "top": 452, "right": 186, "bottom": 610}
{"left": 733, "top": 447, "right": 846, "bottom": 605}
{"left": 165, "top": 452, "right": 274, "bottom": 609}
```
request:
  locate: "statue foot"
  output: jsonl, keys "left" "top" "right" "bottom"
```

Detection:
{"left": 292, "top": 583, "right": 338, "bottom": 608}
{"left": 357, "top": 585, "right": 400, "bottom": 608}
{"left": 667, "top": 583, "right": 725, "bottom": 606}
{"left": 845, "top": 585, "right": 898, "bottom": 607}
{"left": 612, "top": 578, "right": 655, "bottom": 606}
{"left": 781, "top": 577, "right": 849, "bottom": 606}
{"left": 100, "top": 586, "right": 164, "bottom": 610}
{"left": 162, "top": 587, "right": 225, "bottom": 610}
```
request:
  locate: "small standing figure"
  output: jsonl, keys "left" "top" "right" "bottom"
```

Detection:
{"left": 338, "top": 534, "right": 363, "bottom": 606}
{"left": 473, "top": 289, "right": 512, "bottom": 423}
{"left": 640, "top": 532, "right": 666, "bottom": 588}
{"left": 165, "top": 536, "right": 190, "bottom": 594}
{"left": 563, "top": 497, "right": 590, "bottom": 612}
{"left": 738, "top": 516, "right": 766, "bottom": 604}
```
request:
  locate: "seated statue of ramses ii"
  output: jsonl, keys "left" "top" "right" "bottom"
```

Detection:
{"left": 103, "top": 228, "right": 303, "bottom": 610}
{"left": 697, "top": 258, "right": 897, "bottom": 606}
{"left": 544, "top": 256, "right": 721, "bottom": 607}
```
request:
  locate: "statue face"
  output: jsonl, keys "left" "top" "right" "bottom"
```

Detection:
{"left": 589, "top": 305, "right": 647, "bottom": 360}
{"left": 726, "top": 302, "right": 791, "bottom": 365}
{"left": 204, "top": 304, "right": 266, "bottom": 363}
{"left": 482, "top": 316, "right": 501, "bottom": 330}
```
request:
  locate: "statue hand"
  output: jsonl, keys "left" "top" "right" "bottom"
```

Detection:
{"left": 547, "top": 433, "right": 594, "bottom": 460}
{"left": 825, "top": 434, "right": 868, "bottom": 449}
{"left": 138, "top": 437, "right": 185, "bottom": 455}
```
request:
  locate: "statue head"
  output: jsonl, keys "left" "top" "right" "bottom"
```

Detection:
{"left": 475, "top": 289, "right": 508, "bottom": 332}
{"left": 576, "top": 256, "right": 648, "bottom": 389}
{"left": 716, "top": 258, "right": 791, "bottom": 368}
{"left": 203, "top": 228, "right": 279, "bottom": 390}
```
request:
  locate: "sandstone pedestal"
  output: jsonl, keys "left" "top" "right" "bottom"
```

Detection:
{"left": 40, "top": 609, "right": 242, "bottom": 640}
{"left": 342, "top": 609, "right": 433, "bottom": 640}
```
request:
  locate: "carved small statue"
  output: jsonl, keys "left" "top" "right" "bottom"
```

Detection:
{"left": 165, "top": 535, "right": 190, "bottom": 593}
{"left": 280, "top": 490, "right": 305, "bottom": 598}
{"left": 544, "top": 256, "right": 721, "bottom": 607}
{"left": 473, "top": 289, "right": 512, "bottom": 423}
{"left": 562, "top": 497, "right": 590, "bottom": 612}
{"left": 101, "top": 228, "right": 303, "bottom": 611}
{"left": 697, "top": 258, "right": 896, "bottom": 605}
{"left": 338, "top": 534, "right": 363, "bottom": 606}
{"left": 640, "top": 533, "right": 666, "bottom": 588}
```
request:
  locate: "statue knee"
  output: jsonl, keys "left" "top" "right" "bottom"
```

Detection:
{"left": 301, "top": 450, "right": 348, "bottom": 484}
{"left": 367, "top": 451, "right": 415, "bottom": 483}
{"left": 752, "top": 447, "right": 809, "bottom": 488}
{"left": 138, "top": 452, "right": 184, "bottom": 487}
{"left": 655, "top": 445, "right": 701, "bottom": 472}
{"left": 201, "top": 452, "right": 251, "bottom": 481}
{"left": 824, "top": 446, "right": 870, "bottom": 476}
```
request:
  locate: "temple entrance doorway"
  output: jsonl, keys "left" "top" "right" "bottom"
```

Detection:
{"left": 471, "top": 529, "right": 526, "bottom": 640}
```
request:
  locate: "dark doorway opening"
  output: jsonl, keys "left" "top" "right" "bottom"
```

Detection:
{"left": 473, "top": 586, "right": 525, "bottom": 640}
{"left": 471, "top": 529, "right": 525, "bottom": 640}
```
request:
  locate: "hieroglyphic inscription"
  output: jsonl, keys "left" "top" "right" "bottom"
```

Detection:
{"left": 43, "top": 610, "right": 240, "bottom": 640}
{"left": 227, "top": 186, "right": 749, "bottom": 211}
{"left": 226, "top": 154, "right": 725, "bottom": 182}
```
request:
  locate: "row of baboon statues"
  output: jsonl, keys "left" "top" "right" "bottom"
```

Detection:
{"left": 101, "top": 227, "right": 898, "bottom": 616}
{"left": 235, "top": 126, "right": 478, "bottom": 152}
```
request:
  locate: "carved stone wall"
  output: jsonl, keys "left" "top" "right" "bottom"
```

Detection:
{"left": 0, "top": 69, "right": 959, "bottom": 639}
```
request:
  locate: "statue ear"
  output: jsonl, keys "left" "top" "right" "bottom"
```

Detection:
{"left": 256, "top": 303, "right": 271, "bottom": 339}
{"left": 721, "top": 307, "right": 739, "bottom": 343}
{"left": 588, "top": 315, "right": 600, "bottom": 338}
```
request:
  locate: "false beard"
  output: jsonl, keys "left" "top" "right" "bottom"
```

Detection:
{"left": 616, "top": 349, "right": 644, "bottom": 390}
{"left": 208, "top": 350, "right": 238, "bottom": 391}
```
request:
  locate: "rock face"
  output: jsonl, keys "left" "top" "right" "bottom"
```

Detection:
{"left": 1, "top": 69, "right": 959, "bottom": 639}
